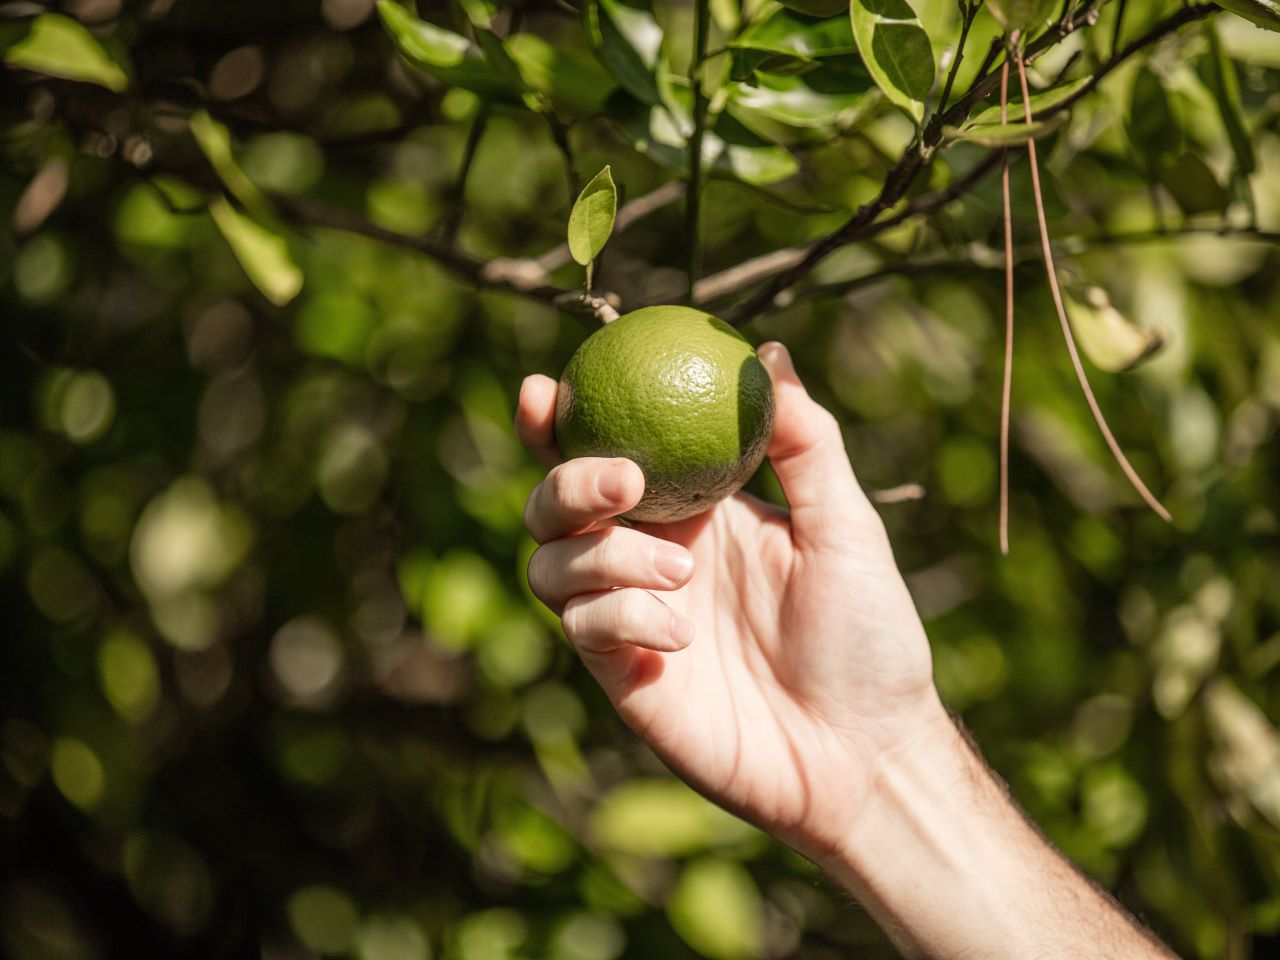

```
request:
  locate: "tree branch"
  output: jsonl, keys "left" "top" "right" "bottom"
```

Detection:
{"left": 724, "top": 2, "right": 1216, "bottom": 327}
{"left": 271, "top": 193, "right": 618, "bottom": 323}
{"left": 791, "top": 224, "right": 1280, "bottom": 303}
{"left": 699, "top": 151, "right": 1003, "bottom": 310}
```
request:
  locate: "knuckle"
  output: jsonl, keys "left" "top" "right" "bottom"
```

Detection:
{"left": 609, "top": 590, "right": 647, "bottom": 641}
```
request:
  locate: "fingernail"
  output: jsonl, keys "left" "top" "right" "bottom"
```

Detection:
{"left": 669, "top": 612, "right": 694, "bottom": 647}
{"left": 655, "top": 544, "right": 693, "bottom": 584}
{"left": 758, "top": 341, "right": 793, "bottom": 376}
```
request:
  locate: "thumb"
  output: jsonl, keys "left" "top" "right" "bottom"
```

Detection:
{"left": 757, "top": 341, "right": 876, "bottom": 538}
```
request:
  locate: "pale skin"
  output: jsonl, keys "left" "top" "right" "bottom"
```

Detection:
{"left": 517, "top": 341, "right": 1176, "bottom": 959}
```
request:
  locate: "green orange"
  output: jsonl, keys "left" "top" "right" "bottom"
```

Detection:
{"left": 554, "top": 305, "right": 775, "bottom": 523}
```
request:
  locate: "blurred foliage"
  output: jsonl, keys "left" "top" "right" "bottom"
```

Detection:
{"left": 1, "top": 1, "right": 1280, "bottom": 959}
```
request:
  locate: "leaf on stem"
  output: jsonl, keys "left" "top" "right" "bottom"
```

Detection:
{"left": 984, "top": 0, "right": 1056, "bottom": 32}
{"left": 1215, "top": 0, "right": 1280, "bottom": 32}
{"left": 1066, "top": 286, "right": 1165, "bottom": 374}
{"left": 849, "top": 0, "right": 936, "bottom": 126}
{"left": 189, "top": 111, "right": 270, "bottom": 220}
{"left": 968, "top": 76, "right": 1089, "bottom": 126}
{"left": 1201, "top": 22, "right": 1257, "bottom": 177}
{"left": 584, "top": 0, "right": 665, "bottom": 105}
{"left": 1, "top": 13, "right": 129, "bottom": 91}
{"left": 376, "top": 0, "right": 521, "bottom": 101}
{"left": 208, "top": 197, "right": 303, "bottom": 307}
{"left": 945, "top": 112, "right": 1066, "bottom": 146}
{"left": 568, "top": 166, "right": 618, "bottom": 270}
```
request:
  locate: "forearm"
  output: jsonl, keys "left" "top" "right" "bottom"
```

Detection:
{"left": 813, "top": 703, "right": 1173, "bottom": 959}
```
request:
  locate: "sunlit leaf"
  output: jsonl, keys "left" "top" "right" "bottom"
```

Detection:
{"left": 568, "top": 166, "right": 618, "bottom": 268}
{"left": 968, "top": 76, "right": 1089, "bottom": 126}
{"left": 590, "top": 778, "right": 758, "bottom": 856}
{"left": 189, "top": 110, "right": 270, "bottom": 219}
{"left": 666, "top": 858, "right": 763, "bottom": 960}
{"left": 1065, "top": 285, "right": 1164, "bottom": 374}
{"left": 376, "top": 0, "right": 520, "bottom": 101}
{"left": 609, "top": 92, "right": 800, "bottom": 186}
{"left": 729, "top": 67, "right": 872, "bottom": 128}
{"left": 729, "top": 7, "right": 857, "bottom": 61}
{"left": 778, "top": 0, "right": 850, "bottom": 16}
{"left": 208, "top": 197, "right": 304, "bottom": 306}
{"left": 1216, "top": 0, "right": 1280, "bottom": 32}
{"left": 985, "top": 0, "right": 1056, "bottom": 32}
{"left": 506, "top": 33, "right": 616, "bottom": 114}
{"left": 1, "top": 13, "right": 129, "bottom": 91}
{"left": 944, "top": 112, "right": 1066, "bottom": 146}
{"left": 849, "top": 0, "right": 935, "bottom": 126}
{"left": 1201, "top": 22, "right": 1256, "bottom": 176}
{"left": 584, "top": 0, "right": 664, "bottom": 104}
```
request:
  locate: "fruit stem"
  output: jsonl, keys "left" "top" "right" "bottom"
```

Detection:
{"left": 1013, "top": 44, "right": 1172, "bottom": 523}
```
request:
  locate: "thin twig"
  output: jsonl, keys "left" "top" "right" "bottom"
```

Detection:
{"left": 1111, "top": 0, "right": 1128, "bottom": 58}
{"left": 685, "top": 0, "right": 712, "bottom": 303}
{"left": 1014, "top": 44, "right": 1171, "bottom": 522}
{"left": 546, "top": 113, "right": 579, "bottom": 206}
{"left": 999, "top": 50, "right": 1015, "bottom": 555}
{"left": 440, "top": 106, "right": 489, "bottom": 243}
{"left": 702, "top": 151, "right": 1003, "bottom": 311}
{"left": 936, "top": 0, "right": 978, "bottom": 118}
{"left": 272, "top": 193, "right": 617, "bottom": 322}
{"left": 791, "top": 224, "right": 1280, "bottom": 300}
{"left": 724, "top": 3, "right": 1216, "bottom": 326}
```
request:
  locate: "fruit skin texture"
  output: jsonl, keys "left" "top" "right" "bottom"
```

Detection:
{"left": 554, "top": 305, "right": 775, "bottom": 523}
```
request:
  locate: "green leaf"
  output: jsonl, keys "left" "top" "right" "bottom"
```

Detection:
{"left": 609, "top": 92, "right": 800, "bottom": 186}
{"left": 375, "top": 0, "right": 519, "bottom": 101}
{"left": 1201, "top": 22, "right": 1256, "bottom": 176}
{"left": 985, "top": 0, "right": 1056, "bottom": 32}
{"left": 189, "top": 111, "right": 270, "bottom": 219}
{"left": 945, "top": 112, "right": 1066, "bottom": 146}
{"left": 208, "top": 197, "right": 303, "bottom": 307}
{"left": 849, "top": 0, "right": 936, "bottom": 126}
{"left": 584, "top": 0, "right": 664, "bottom": 104}
{"left": 590, "top": 778, "right": 757, "bottom": 857}
{"left": 666, "top": 858, "right": 764, "bottom": 960}
{"left": 1, "top": 13, "right": 129, "bottom": 92}
{"left": 567, "top": 166, "right": 618, "bottom": 268}
{"left": 729, "top": 66, "right": 873, "bottom": 128}
{"left": 778, "top": 0, "right": 851, "bottom": 17}
{"left": 1216, "top": 0, "right": 1280, "bottom": 32}
{"left": 729, "top": 8, "right": 858, "bottom": 61}
{"left": 1065, "top": 286, "right": 1164, "bottom": 373}
{"left": 1156, "top": 152, "right": 1231, "bottom": 216}
{"left": 505, "top": 33, "right": 616, "bottom": 114}
{"left": 968, "top": 76, "right": 1089, "bottom": 126}
{"left": 1126, "top": 68, "right": 1183, "bottom": 171}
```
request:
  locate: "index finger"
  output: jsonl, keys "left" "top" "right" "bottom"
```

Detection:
{"left": 524, "top": 457, "right": 644, "bottom": 544}
{"left": 515, "top": 374, "right": 561, "bottom": 469}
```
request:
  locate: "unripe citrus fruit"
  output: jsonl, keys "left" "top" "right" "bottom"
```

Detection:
{"left": 554, "top": 305, "right": 775, "bottom": 523}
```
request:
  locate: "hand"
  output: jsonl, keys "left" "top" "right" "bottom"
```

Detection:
{"left": 516, "top": 341, "right": 945, "bottom": 858}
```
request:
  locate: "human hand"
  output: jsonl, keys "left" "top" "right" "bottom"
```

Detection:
{"left": 516, "top": 341, "right": 946, "bottom": 859}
